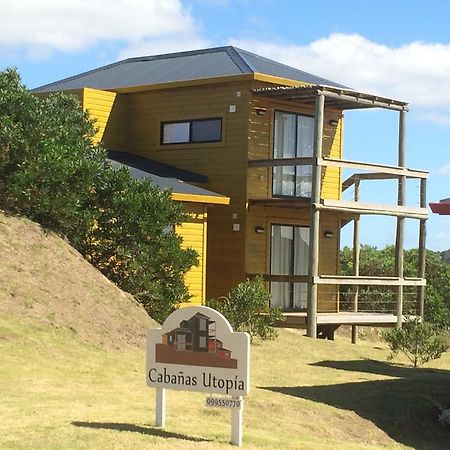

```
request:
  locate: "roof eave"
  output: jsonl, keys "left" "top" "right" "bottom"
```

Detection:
{"left": 171, "top": 192, "right": 230, "bottom": 205}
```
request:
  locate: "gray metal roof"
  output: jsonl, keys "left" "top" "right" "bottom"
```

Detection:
{"left": 108, "top": 157, "right": 226, "bottom": 200}
{"left": 32, "top": 46, "right": 346, "bottom": 93}
{"left": 108, "top": 150, "right": 207, "bottom": 183}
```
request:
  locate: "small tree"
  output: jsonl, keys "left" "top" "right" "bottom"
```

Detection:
{"left": 383, "top": 318, "right": 448, "bottom": 367}
{"left": 207, "top": 277, "right": 283, "bottom": 342}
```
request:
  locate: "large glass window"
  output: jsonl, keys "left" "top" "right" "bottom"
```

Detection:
{"left": 161, "top": 118, "right": 222, "bottom": 144}
{"left": 270, "top": 224, "right": 310, "bottom": 310}
{"left": 272, "top": 111, "right": 314, "bottom": 198}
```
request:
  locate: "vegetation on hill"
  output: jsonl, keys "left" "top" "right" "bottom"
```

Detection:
{"left": 0, "top": 68, "right": 197, "bottom": 322}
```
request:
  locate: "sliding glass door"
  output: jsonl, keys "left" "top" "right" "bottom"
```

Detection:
{"left": 270, "top": 224, "right": 310, "bottom": 310}
{"left": 272, "top": 111, "right": 315, "bottom": 198}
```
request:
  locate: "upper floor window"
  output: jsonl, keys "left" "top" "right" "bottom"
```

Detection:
{"left": 272, "top": 111, "right": 315, "bottom": 198}
{"left": 161, "top": 118, "right": 222, "bottom": 145}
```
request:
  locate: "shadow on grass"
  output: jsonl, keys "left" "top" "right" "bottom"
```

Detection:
{"left": 263, "top": 359, "right": 450, "bottom": 450}
{"left": 71, "top": 421, "right": 211, "bottom": 442}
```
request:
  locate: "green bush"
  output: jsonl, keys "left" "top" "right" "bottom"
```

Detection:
{"left": 0, "top": 68, "right": 197, "bottom": 323}
{"left": 383, "top": 318, "right": 448, "bottom": 367}
{"left": 207, "top": 277, "right": 283, "bottom": 342}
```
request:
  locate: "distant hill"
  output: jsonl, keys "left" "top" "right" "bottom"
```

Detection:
{"left": 0, "top": 211, "right": 155, "bottom": 350}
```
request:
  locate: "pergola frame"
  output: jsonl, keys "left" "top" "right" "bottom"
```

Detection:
{"left": 252, "top": 84, "right": 428, "bottom": 340}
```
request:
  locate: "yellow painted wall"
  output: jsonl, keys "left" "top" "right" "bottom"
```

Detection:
{"left": 124, "top": 80, "right": 252, "bottom": 300}
{"left": 177, "top": 203, "right": 208, "bottom": 306}
{"left": 248, "top": 94, "right": 343, "bottom": 201}
{"left": 81, "top": 88, "right": 117, "bottom": 144}
{"left": 245, "top": 206, "right": 340, "bottom": 312}
{"left": 44, "top": 75, "right": 346, "bottom": 313}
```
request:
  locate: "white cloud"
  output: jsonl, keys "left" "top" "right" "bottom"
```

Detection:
{"left": 416, "top": 112, "right": 450, "bottom": 126}
{"left": 229, "top": 34, "right": 450, "bottom": 117}
{"left": 437, "top": 164, "right": 450, "bottom": 175}
{"left": 1, "top": 0, "right": 198, "bottom": 56}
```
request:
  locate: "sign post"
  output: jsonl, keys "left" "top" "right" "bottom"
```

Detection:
{"left": 155, "top": 387, "right": 166, "bottom": 428}
{"left": 231, "top": 396, "right": 243, "bottom": 446}
{"left": 146, "top": 306, "right": 250, "bottom": 446}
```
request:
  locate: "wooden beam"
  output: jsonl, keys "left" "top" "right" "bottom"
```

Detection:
{"left": 248, "top": 157, "right": 315, "bottom": 168}
{"left": 418, "top": 178, "right": 427, "bottom": 319}
{"left": 245, "top": 274, "right": 309, "bottom": 283}
{"left": 316, "top": 313, "right": 398, "bottom": 325}
{"left": 314, "top": 275, "right": 426, "bottom": 286}
{"left": 320, "top": 89, "right": 408, "bottom": 111}
{"left": 307, "top": 93, "right": 324, "bottom": 338}
{"left": 395, "top": 110, "right": 407, "bottom": 328}
{"left": 351, "top": 180, "right": 360, "bottom": 344}
{"left": 319, "top": 200, "right": 428, "bottom": 219}
{"left": 342, "top": 172, "right": 424, "bottom": 192}
{"left": 321, "top": 157, "right": 428, "bottom": 179}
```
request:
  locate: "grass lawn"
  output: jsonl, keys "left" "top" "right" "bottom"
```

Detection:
{"left": 1, "top": 319, "right": 450, "bottom": 449}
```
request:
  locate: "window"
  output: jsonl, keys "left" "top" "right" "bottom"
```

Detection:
{"left": 199, "top": 336, "right": 207, "bottom": 349}
{"left": 272, "top": 111, "right": 314, "bottom": 198}
{"left": 270, "top": 224, "right": 310, "bottom": 310}
{"left": 198, "top": 318, "right": 207, "bottom": 331}
{"left": 161, "top": 118, "right": 222, "bottom": 144}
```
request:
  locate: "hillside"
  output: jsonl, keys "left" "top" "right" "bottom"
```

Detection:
{"left": 1, "top": 212, "right": 449, "bottom": 449}
{"left": 0, "top": 211, "right": 155, "bottom": 350}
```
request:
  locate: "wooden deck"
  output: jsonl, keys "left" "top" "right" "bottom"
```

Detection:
{"left": 279, "top": 312, "right": 398, "bottom": 329}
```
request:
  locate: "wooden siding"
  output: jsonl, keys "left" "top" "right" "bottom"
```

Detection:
{"left": 81, "top": 88, "right": 117, "bottom": 144}
{"left": 245, "top": 206, "right": 340, "bottom": 311}
{"left": 177, "top": 203, "right": 208, "bottom": 306}
{"left": 248, "top": 90, "right": 343, "bottom": 201}
{"left": 124, "top": 81, "right": 252, "bottom": 300}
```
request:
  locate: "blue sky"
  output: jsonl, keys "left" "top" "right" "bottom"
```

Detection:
{"left": 2, "top": 0, "right": 450, "bottom": 250}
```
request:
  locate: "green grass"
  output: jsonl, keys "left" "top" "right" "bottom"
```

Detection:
{"left": 1, "top": 321, "right": 450, "bottom": 449}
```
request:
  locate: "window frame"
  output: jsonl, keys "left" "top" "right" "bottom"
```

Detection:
{"left": 160, "top": 117, "right": 223, "bottom": 145}
{"left": 269, "top": 222, "right": 310, "bottom": 310}
{"left": 272, "top": 109, "right": 315, "bottom": 199}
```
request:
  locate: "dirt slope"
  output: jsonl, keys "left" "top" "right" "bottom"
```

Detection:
{"left": 0, "top": 211, "right": 155, "bottom": 350}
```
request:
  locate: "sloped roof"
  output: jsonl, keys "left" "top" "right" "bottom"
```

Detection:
{"left": 108, "top": 151, "right": 228, "bottom": 204}
{"left": 429, "top": 198, "right": 450, "bottom": 215}
{"left": 32, "top": 46, "right": 346, "bottom": 93}
{"left": 108, "top": 150, "right": 207, "bottom": 183}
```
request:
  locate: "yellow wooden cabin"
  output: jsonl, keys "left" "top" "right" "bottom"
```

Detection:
{"left": 34, "top": 47, "right": 428, "bottom": 338}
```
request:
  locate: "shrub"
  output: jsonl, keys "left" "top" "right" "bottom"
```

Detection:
{"left": 0, "top": 68, "right": 197, "bottom": 323}
{"left": 207, "top": 277, "right": 283, "bottom": 342}
{"left": 383, "top": 317, "right": 448, "bottom": 367}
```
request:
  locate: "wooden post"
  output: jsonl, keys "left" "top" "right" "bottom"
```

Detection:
{"left": 418, "top": 178, "right": 427, "bottom": 319}
{"left": 307, "top": 92, "right": 324, "bottom": 338}
{"left": 155, "top": 387, "right": 166, "bottom": 428}
{"left": 351, "top": 180, "right": 360, "bottom": 344}
{"left": 231, "top": 397, "right": 244, "bottom": 446}
{"left": 395, "top": 110, "right": 406, "bottom": 328}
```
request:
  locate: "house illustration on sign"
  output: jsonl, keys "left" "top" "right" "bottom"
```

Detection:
{"left": 156, "top": 312, "right": 237, "bottom": 368}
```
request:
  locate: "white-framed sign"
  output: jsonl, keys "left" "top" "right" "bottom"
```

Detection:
{"left": 146, "top": 306, "right": 250, "bottom": 446}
